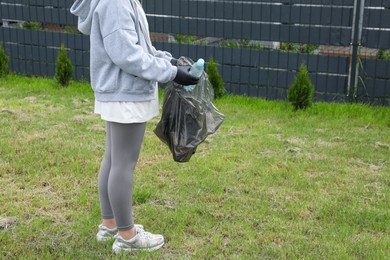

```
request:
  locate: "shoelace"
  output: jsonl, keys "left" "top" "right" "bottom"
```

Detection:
{"left": 138, "top": 230, "right": 154, "bottom": 240}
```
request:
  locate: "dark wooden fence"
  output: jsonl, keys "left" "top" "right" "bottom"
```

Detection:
{"left": 0, "top": 0, "right": 389, "bottom": 105}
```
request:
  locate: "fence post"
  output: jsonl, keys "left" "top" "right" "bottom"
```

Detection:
{"left": 347, "top": 0, "right": 365, "bottom": 102}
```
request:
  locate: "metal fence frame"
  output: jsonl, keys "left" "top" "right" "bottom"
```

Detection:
{"left": 0, "top": 0, "right": 389, "bottom": 105}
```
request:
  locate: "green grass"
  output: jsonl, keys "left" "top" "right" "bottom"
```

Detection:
{"left": 1, "top": 74, "right": 389, "bottom": 259}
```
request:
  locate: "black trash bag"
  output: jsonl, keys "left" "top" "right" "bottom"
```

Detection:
{"left": 154, "top": 57, "right": 225, "bottom": 162}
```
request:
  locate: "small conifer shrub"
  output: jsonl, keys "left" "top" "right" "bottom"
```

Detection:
{"left": 287, "top": 63, "right": 314, "bottom": 110}
{"left": 55, "top": 44, "right": 73, "bottom": 86}
{"left": 206, "top": 58, "right": 225, "bottom": 99}
{"left": 0, "top": 44, "right": 9, "bottom": 77}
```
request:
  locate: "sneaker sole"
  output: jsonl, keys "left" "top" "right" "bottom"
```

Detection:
{"left": 112, "top": 242, "right": 164, "bottom": 254}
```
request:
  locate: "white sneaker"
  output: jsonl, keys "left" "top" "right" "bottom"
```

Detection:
{"left": 112, "top": 229, "right": 164, "bottom": 253}
{"left": 96, "top": 224, "right": 144, "bottom": 242}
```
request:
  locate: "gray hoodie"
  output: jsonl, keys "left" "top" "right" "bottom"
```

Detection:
{"left": 70, "top": 0, "right": 178, "bottom": 102}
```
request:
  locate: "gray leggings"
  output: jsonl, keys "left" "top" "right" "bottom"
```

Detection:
{"left": 98, "top": 121, "right": 146, "bottom": 231}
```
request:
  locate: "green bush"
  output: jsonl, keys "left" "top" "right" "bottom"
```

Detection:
{"left": 377, "top": 49, "right": 390, "bottom": 60}
{"left": 175, "top": 34, "right": 197, "bottom": 44}
{"left": 299, "top": 44, "right": 319, "bottom": 54}
{"left": 206, "top": 58, "right": 225, "bottom": 99}
{"left": 0, "top": 44, "right": 9, "bottom": 77}
{"left": 280, "top": 42, "right": 299, "bottom": 52}
{"left": 63, "top": 25, "right": 80, "bottom": 34}
{"left": 55, "top": 44, "right": 73, "bottom": 86}
{"left": 22, "top": 21, "right": 42, "bottom": 30}
{"left": 287, "top": 63, "right": 314, "bottom": 111}
{"left": 280, "top": 42, "right": 319, "bottom": 54}
{"left": 222, "top": 39, "right": 264, "bottom": 50}
{"left": 221, "top": 40, "right": 241, "bottom": 48}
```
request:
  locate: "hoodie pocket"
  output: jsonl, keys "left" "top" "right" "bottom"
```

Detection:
{"left": 93, "top": 65, "right": 120, "bottom": 93}
{"left": 118, "top": 71, "right": 154, "bottom": 95}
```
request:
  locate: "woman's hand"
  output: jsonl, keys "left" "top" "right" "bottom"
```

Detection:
{"left": 173, "top": 67, "right": 199, "bottom": 86}
{"left": 170, "top": 58, "right": 178, "bottom": 66}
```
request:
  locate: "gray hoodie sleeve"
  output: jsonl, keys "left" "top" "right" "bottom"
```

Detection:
{"left": 152, "top": 47, "right": 173, "bottom": 61}
{"left": 100, "top": 0, "right": 177, "bottom": 83}
{"left": 103, "top": 29, "right": 177, "bottom": 83}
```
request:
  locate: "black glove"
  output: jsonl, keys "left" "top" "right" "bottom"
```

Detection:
{"left": 173, "top": 67, "right": 200, "bottom": 86}
{"left": 170, "top": 58, "right": 178, "bottom": 66}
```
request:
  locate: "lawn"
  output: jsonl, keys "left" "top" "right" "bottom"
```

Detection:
{"left": 0, "top": 74, "right": 389, "bottom": 259}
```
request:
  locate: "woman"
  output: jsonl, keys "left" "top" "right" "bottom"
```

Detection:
{"left": 70, "top": 0, "right": 198, "bottom": 253}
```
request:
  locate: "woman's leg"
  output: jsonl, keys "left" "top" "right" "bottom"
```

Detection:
{"left": 108, "top": 121, "right": 146, "bottom": 239}
{"left": 98, "top": 122, "right": 116, "bottom": 228}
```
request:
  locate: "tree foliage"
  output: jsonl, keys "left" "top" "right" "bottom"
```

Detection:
{"left": 0, "top": 44, "right": 9, "bottom": 77}
{"left": 287, "top": 63, "right": 314, "bottom": 110}
{"left": 206, "top": 58, "right": 225, "bottom": 99}
{"left": 55, "top": 44, "right": 73, "bottom": 86}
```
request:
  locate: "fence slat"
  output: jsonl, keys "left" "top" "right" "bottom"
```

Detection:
{"left": 145, "top": 0, "right": 356, "bottom": 7}
{"left": 148, "top": 17, "right": 351, "bottom": 46}
{"left": 361, "top": 59, "right": 390, "bottom": 79}
{"left": 362, "top": 29, "right": 390, "bottom": 49}
{"left": 0, "top": 4, "right": 76, "bottom": 25}
{"left": 144, "top": 0, "right": 353, "bottom": 27}
{"left": 154, "top": 42, "right": 349, "bottom": 75}
{"left": 364, "top": 0, "right": 390, "bottom": 7}
{"left": 0, "top": 0, "right": 74, "bottom": 8}
{"left": 4, "top": 41, "right": 88, "bottom": 65}
{"left": 364, "top": 8, "right": 390, "bottom": 28}
{"left": 358, "top": 79, "right": 390, "bottom": 97}
{"left": 0, "top": 28, "right": 88, "bottom": 50}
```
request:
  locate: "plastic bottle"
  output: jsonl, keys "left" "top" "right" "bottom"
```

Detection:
{"left": 184, "top": 58, "right": 205, "bottom": 91}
